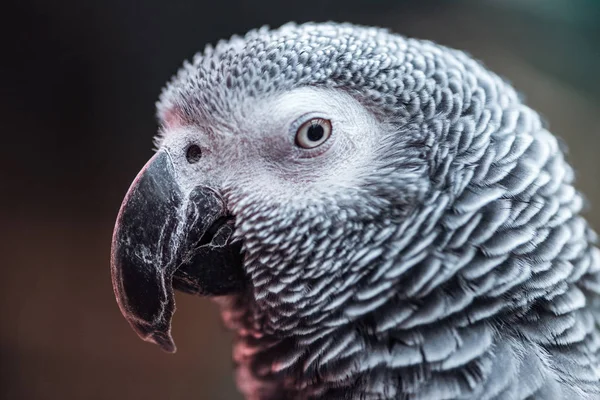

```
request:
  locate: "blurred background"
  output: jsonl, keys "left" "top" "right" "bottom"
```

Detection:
{"left": 1, "top": 0, "right": 599, "bottom": 398}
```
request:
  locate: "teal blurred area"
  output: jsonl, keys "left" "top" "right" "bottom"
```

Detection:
{"left": 418, "top": 0, "right": 600, "bottom": 104}
{"left": 0, "top": 1, "right": 598, "bottom": 399}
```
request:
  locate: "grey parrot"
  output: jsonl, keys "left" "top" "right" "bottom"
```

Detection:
{"left": 110, "top": 22, "right": 600, "bottom": 399}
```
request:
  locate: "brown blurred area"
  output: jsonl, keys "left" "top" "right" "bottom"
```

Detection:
{"left": 1, "top": 0, "right": 599, "bottom": 398}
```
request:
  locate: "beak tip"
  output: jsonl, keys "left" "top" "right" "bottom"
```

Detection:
{"left": 145, "top": 330, "right": 177, "bottom": 353}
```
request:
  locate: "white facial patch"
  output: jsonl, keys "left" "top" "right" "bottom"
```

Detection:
{"left": 227, "top": 86, "right": 383, "bottom": 203}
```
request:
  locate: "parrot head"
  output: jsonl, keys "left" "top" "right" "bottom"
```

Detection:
{"left": 110, "top": 21, "right": 584, "bottom": 368}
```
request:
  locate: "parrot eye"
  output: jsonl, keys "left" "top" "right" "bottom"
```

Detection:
{"left": 295, "top": 118, "right": 332, "bottom": 149}
{"left": 186, "top": 144, "right": 202, "bottom": 163}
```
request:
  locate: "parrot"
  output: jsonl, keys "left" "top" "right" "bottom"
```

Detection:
{"left": 110, "top": 22, "right": 600, "bottom": 399}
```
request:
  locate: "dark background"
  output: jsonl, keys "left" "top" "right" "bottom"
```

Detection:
{"left": 1, "top": 0, "right": 599, "bottom": 398}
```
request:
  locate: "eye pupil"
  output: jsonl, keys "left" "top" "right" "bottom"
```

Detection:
{"left": 306, "top": 124, "right": 324, "bottom": 142}
{"left": 186, "top": 145, "right": 202, "bottom": 163}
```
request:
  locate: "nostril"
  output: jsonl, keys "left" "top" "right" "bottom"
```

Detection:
{"left": 186, "top": 145, "right": 202, "bottom": 163}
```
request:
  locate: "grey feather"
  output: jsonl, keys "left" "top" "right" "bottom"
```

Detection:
{"left": 156, "top": 22, "right": 600, "bottom": 399}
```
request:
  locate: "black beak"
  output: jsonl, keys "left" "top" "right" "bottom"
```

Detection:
{"left": 110, "top": 150, "right": 245, "bottom": 353}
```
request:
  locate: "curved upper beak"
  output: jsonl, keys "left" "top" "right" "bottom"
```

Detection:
{"left": 110, "top": 150, "right": 245, "bottom": 353}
